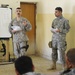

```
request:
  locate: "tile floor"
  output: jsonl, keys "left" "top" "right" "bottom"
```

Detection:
{"left": 0, "top": 55, "right": 63, "bottom": 75}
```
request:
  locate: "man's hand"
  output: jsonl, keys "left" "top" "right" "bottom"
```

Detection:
{"left": 23, "top": 21, "right": 27, "bottom": 26}
{"left": 56, "top": 29, "right": 60, "bottom": 32}
{"left": 12, "top": 30, "right": 17, "bottom": 33}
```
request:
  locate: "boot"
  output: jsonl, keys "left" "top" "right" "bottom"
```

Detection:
{"left": 48, "top": 61, "right": 56, "bottom": 70}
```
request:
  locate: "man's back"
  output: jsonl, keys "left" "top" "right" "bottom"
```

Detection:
{"left": 63, "top": 68, "right": 75, "bottom": 75}
{"left": 22, "top": 72, "right": 44, "bottom": 75}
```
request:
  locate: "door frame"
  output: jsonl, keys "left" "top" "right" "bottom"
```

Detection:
{"left": 20, "top": 2, "right": 37, "bottom": 52}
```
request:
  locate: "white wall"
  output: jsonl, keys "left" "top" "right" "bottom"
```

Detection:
{"left": 36, "top": 0, "right": 75, "bottom": 63}
{"left": 0, "top": 0, "right": 39, "bottom": 18}
{"left": 37, "top": 0, "right": 75, "bottom": 14}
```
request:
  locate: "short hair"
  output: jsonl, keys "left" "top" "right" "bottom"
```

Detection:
{"left": 55, "top": 7, "right": 63, "bottom": 12}
{"left": 16, "top": 7, "right": 21, "bottom": 9}
{"left": 14, "top": 56, "right": 34, "bottom": 74}
{"left": 66, "top": 48, "right": 75, "bottom": 64}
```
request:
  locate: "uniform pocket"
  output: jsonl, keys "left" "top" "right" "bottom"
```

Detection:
{"left": 48, "top": 41, "right": 52, "bottom": 48}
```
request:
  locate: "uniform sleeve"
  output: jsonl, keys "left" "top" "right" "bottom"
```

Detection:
{"left": 60, "top": 20, "right": 70, "bottom": 34}
{"left": 8, "top": 20, "right": 13, "bottom": 34}
{"left": 50, "top": 20, "right": 55, "bottom": 33}
{"left": 24, "top": 18, "right": 32, "bottom": 31}
{"left": 52, "top": 20, "right": 54, "bottom": 28}
{"left": 63, "top": 72, "right": 72, "bottom": 75}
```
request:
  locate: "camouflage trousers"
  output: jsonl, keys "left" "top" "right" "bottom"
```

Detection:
{"left": 52, "top": 40, "right": 67, "bottom": 65}
{"left": 13, "top": 41, "right": 27, "bottom": 58}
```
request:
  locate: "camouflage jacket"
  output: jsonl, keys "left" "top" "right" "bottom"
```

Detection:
{"left": 9, "top": 17, "right": 32, "bottom": 43}
{"left": 22, "top": 72, "right": 44, "bottom": 75}
{"left": 51, "top": 16, "right": 70, "bottom": 41}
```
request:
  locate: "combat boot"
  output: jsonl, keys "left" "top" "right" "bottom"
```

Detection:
{"left": 48, "top": 61, "right": 56, "bottom": 70}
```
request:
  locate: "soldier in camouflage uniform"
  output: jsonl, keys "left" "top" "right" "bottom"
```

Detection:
{"left": 9, "top": 7, "right": 32, "bottom": 58}
{"left": 59, "top": 48, "right": 75, "bottom": 75}
{"left": 49, "top": 7, "right": 70, "bottom": 70}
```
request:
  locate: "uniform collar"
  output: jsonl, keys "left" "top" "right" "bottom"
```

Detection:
{"left": 22, "top": 72, "right": 35, "bottom": 75}
{"left": 57, "top": 15, "right": 63, "bottom": 19}
{"left": 15, "top": 17, "right": 23, "bottom": 21}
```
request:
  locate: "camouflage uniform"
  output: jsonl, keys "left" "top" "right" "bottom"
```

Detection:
{"left": 22, "top": 72, "right": 44, "bottom": 75}
{"left": 51, "top": 16, "right": 70, "bottom": 65}
{"left": 9, "top": 17, "right": 32, "bottom": 58}
{"left": 62, "top": 68, "right": 75, "bottom": 75}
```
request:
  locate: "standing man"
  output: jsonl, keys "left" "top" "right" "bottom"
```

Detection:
{"left": 9, "top": 7, "right": 32, "bottom": 58}
{"left": 49, "top": 7, "right": 70, "bottom": 70}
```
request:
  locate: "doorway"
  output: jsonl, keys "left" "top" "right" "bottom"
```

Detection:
{"left": 20, "top": 2, "right": 36, "bottom": 54}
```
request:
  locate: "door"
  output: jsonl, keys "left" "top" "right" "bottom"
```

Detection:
{"left": 20, "top": 2, "right": 36, "bottom": 54}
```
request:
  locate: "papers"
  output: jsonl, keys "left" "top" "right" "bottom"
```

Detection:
{"left": 50, "top": 28, "right": 58, "bottom": 33}
{"left": 11, "top": 26, "right": 22, "bottom": 31}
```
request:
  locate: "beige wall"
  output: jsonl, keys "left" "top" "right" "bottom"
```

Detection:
{"left": 36, "top": 0, "right": 75, "bottom": 62}
{"left": 36, "top": 13, "right": 75, "bottom": 61}
{"left": 0, "top": 0, "right": 39, "bottom": 18}
{"left": 0, "top": 0, "right": 75, "bottom": 62}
